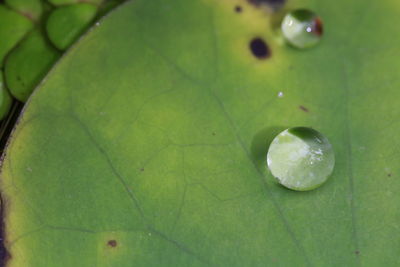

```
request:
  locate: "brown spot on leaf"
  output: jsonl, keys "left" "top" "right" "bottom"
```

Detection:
{"left": 234, "top": 5, "right": 242, "bottom": 13}
{"left": 355, "top": 250, "right": 360, "bottom": 255}
{"left": 107, "top": 240, "right": 117, "bottom": 247}
{"left": 140, "top": 168, "right": 144, "bottom": 172}
{"left": 299, "top": 105, "right": 309, "bottom": 112}
{"left": 314, "top": 17, "right": 323, "bottom": 36}
{"left": 249, "top": 38, "right": 271, "bottom": 59}
{"left": 388, "top": 173, "right": 392, "bottom": 177}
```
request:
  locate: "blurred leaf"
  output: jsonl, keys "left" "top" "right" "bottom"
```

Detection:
{"left": 46, "top": 3, "right": 98, "bottom": 50}
{"left": 0, "top": 5, "right": 33, "bottom": 64}
{"left": 47, "top": 0, "right": 102, "bottom": 7}
{"left": 4, "top": 29, "right": 60, "bottom": 102}
{"left": 5, "top": 0, "right": 43, "bottom": 21}
{"left": 0, "top": 71, "right": 12, "bottom": 120}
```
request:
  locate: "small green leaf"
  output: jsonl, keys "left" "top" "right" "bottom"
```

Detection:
{"left": 0, "top": 71, "right": 12, "bottom": 120}
{"left": 47, "top": 0, "right": 102, "bottom": 7}
{"left": 5, "top": 0, "right": 43, "bottom": 21}
{"left": 46, "top": 3, "right": 98, "bottom": 50}
{"left": 4, "top": 29, "right": 61, "bottom": 102}
{"left": 0, "top": 5, "right": 33, "bottom": 65}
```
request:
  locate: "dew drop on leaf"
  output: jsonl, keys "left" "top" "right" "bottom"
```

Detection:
{"left": 267, "top": 127, "right": 334, "bottom": 191}
{"left": 281, "top": 9, "right": 323, "bottom": 49}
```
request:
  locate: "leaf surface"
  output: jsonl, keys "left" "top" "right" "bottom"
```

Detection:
{"left": 1, "top": 0, "right": 400, "bottom": 266}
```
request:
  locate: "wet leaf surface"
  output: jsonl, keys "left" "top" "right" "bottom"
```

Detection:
{"left": 1, "top": 0, "right": 400, "bottom": 266}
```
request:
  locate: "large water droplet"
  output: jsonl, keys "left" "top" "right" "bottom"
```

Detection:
{"left": 281, "top": 9, "right": 323, "bottom": 49}
{"left": 267, "top": 127, "right": 334, "bottom": 191}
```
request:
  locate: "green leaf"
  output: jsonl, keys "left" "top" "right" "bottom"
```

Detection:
{"left": 46, "top": 3, "right": 98, "bottom": 50}
{"left": 47, "top": 0, "right": 102, "bottom": 7}
{"left": 0, "top": 71, "right": 12, "bottom": 120}
{"left": 5, "top": 0, "right": 43, "bottom": 21}
{"left": 4, "top": 29, "right": 61, "bottom": 102}
{"left": 1, "top": 0, "right": 399, "bottom": 266}
{"left": 0, "top": 5, "right": 33, "bottom": 65}
{"left": 97, "top": 0, "right": 124, "bottom": 18}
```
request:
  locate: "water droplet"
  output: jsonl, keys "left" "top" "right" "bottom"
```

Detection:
{"left": 267, "top": 127, "right": 334, "bottom": 191}
{"left": 278, "top": 91, "right": 284, "bottom": 98}
{"left": 281, "top": 9, "right": 323, "bottom": 49}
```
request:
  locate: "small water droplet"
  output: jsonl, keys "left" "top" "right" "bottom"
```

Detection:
{"left": 281, "top": 9, "right": 323, "bottom": 49}
{"left": 267, "top": 127, "right": 334, "bottom": 191}
{"left": 278, "top": 91, "right": 284, "bottom": 98}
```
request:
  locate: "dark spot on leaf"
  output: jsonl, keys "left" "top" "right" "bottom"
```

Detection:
{"left": 212, "top": 132, "right": 216, "bottom": 136}
{"left": 108, "top": 240, "right": 117, "bottom": 247}
{"left": 140, "top": 168, "right": 144, "bottom": 172}
{"left": 388, "top": 173, "right": 392, "bottom": 177}
{"left": 249, "top": 38, "right": 271, "bottom": 59}
{"left": 248, "top": 0, "right": 286, "bottom": 11}
{"left": 355, "top": 250, "right": 360, "bottom": 255}
{"left": 234, "top": 5, "right": 242, "bottom": 13}
{"left": 299, "top": 105, "right": 309, "bottom": 112}
{"left": 314, "top": 17, "right": 323, "bottom": 36}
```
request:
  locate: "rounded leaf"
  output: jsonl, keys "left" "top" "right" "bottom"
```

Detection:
{"left": 46, "top": 3, "right": 98, "bottom": 50}
{"left": 0, "top": 5, "right": 33, "bottom": 64}
{"left": 4, "top": 29, "right": 61, "bottom": 102}
{"left": 5, "top": 0, "right": 43, "bottom": 21}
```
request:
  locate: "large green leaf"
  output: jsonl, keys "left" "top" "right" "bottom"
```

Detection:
{"left": 1, "top": 0, "right": 399, "bottom": 266}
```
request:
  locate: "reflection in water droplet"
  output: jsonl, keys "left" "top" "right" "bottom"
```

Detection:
{"left": 281, "top": 9, "right": 323, "bottom": 49}
{"left": 267, "top": 127, "right": 334, "bottom": 191}
{"left": 278, "top": 91, "right": 284, "bottom": 98}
